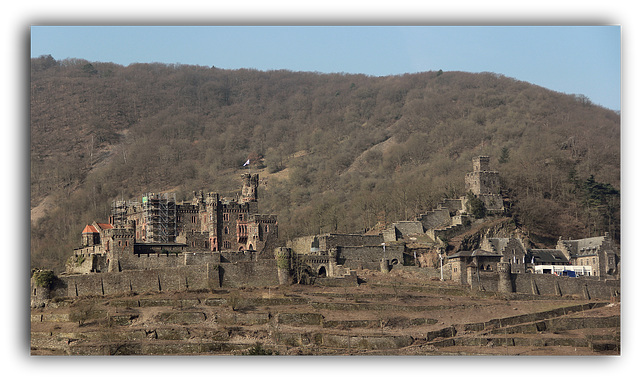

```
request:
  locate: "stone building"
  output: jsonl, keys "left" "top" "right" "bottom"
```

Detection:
{"left": 464, "top": 156, "right": 504, "bottom": 213}
{"left": 447, "top": 249, "right": 502, "bottom": 285}
{"left": 68, "top": 174, "right": 278, "bottom": 274}
{"left": 284, "top": 233, "right": 404, "bottom": 281}
{"left": 444, "top": 234, "right": 619, "bottom": 282}
{"left": 480, "top": 237, "right": 528, "bottom": 274}
{"left": 556, "top": 234, "right": 619, "bottom": 278}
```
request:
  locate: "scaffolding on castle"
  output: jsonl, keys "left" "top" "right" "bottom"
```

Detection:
{"left": 110, "top": 199, "right": 140, "bottom": 227}
{"left": 142, "top": 193, "right": 176, "bottom": 243}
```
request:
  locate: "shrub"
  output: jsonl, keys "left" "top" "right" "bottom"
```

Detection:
{"left": 32, "top": 270, "right": 56, "bottom": 289}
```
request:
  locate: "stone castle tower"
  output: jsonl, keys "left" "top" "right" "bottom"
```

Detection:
{"left": 464, "top": 156, "right": 504, "bottom": 213}
{"left": 241, "top": 173, "right": 259, "bottom": 203}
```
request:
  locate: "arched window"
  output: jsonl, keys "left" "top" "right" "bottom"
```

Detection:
{"left": 224, "top": 226, "right": 229, "bottom": 234}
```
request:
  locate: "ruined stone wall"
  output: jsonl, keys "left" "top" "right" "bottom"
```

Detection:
{"left": 287, "top": 234, "right": 384, "bottom": 255}
{"left": 287, "top": 236, "right": 317, "bottom": 254}
{"left": 66, "top": 252, "right": 103, "bottom": 274}
{"left": 478, "top": 194, "right": 504, "bottom": 212}
{"left": 336, "top": 245, "right": 404, "bottom": 271}
{"left": 321, "top": 234, "right": 384, "bottom": 251}
{"left": 439, "top": 199, "right": 465, "bottom": 213}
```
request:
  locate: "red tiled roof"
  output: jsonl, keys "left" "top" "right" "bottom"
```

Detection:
{"left": 82, "top": 225, "right": 99, "bottom": 234}
{"left": 96, "top": 223, "right": 114, "bottom": 230}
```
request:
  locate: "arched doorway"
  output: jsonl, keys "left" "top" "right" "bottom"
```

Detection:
{"left": 318, "top": 266, "right": 327, "bottom": 278}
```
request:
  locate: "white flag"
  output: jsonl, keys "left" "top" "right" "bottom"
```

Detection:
{"left": 243, "top": 159, "right": 250, "bottom": 167}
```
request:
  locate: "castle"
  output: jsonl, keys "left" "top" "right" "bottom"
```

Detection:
{"left": 32, "top": 156, "right": 619, "bottom": 305}
{"left": 69, "top": 173, "right": 278, "bottom": 274}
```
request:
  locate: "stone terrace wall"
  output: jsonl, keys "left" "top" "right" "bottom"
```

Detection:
{"left": 513, "top": 273, "right": 620, "bottom": 300}
{"left": 465, "top": 272, "right": 620, "bottom": 300}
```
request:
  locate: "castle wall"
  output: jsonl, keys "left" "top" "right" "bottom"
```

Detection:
{"left": 56, "top": 255, "right": 281, "bottom": 298}
{"left": 336, "top": 245, "right": 404, "bottom": 271}
{"left": 287, "top": 236, "right": 317, "bottom": 255}
{"left": 218, "top": 259, "right": 279, "bottom": 288}
{"left": 220, "top": 251, "right": 259, "bottom": 263}
{"left": 287, "top": 234, "right": 384, "bottom": 255}
{"left": 321, "top": 234, "right": 384, "bottom": 251}
{"left": 60, "top": 264, "right": 219, "bottom": 297}
{"left": 439, "top": 199, "right": 465, "bottom": 213}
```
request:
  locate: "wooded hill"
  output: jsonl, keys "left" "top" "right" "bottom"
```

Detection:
{"left": 30, "top": 55, "right": 620, "bottom": 272}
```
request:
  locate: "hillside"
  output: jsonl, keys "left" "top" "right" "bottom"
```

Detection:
{"left": 30, "top": 56, "right": 620, "bottom": 272}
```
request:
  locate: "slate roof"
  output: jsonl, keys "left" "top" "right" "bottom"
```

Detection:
{"left": 528, "top": 249, "right": 569, "bottom": 264}
{"left": 448, "top": 249, "right": 502, "bottom": 259}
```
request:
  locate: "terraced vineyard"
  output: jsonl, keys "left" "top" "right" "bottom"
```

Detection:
{"left": 30, "top": 269, "right": 620, "bottom": 355}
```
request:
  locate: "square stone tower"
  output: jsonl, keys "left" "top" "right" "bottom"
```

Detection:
{"left": 465, "top": 156, "right": 504, "bottom": 212}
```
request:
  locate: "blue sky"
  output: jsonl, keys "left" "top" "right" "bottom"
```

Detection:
{"left": 31, "top": 25, "right": 621, "bottom": 111}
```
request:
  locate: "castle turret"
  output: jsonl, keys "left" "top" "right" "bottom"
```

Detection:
{"left": 275, "top": 247, "right": 292, "bottom": 285}
{"left": 497, "top": 262, "right": 514, "bottom": 293}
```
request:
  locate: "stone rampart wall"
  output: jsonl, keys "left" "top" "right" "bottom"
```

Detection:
{"left": 52, "top": 257, "right": 280, "bottom": 299}
{"left": 121, "top": 253, "right": 184, "bottom": 270}
{"left": 220, "top": 251, "right": 259, "bottom": 263}
{"left": 218, "top": 259, "right": 279, "bottom": 288}
{"left": 59, "top": 264, "right": 217, "bottom": 298}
